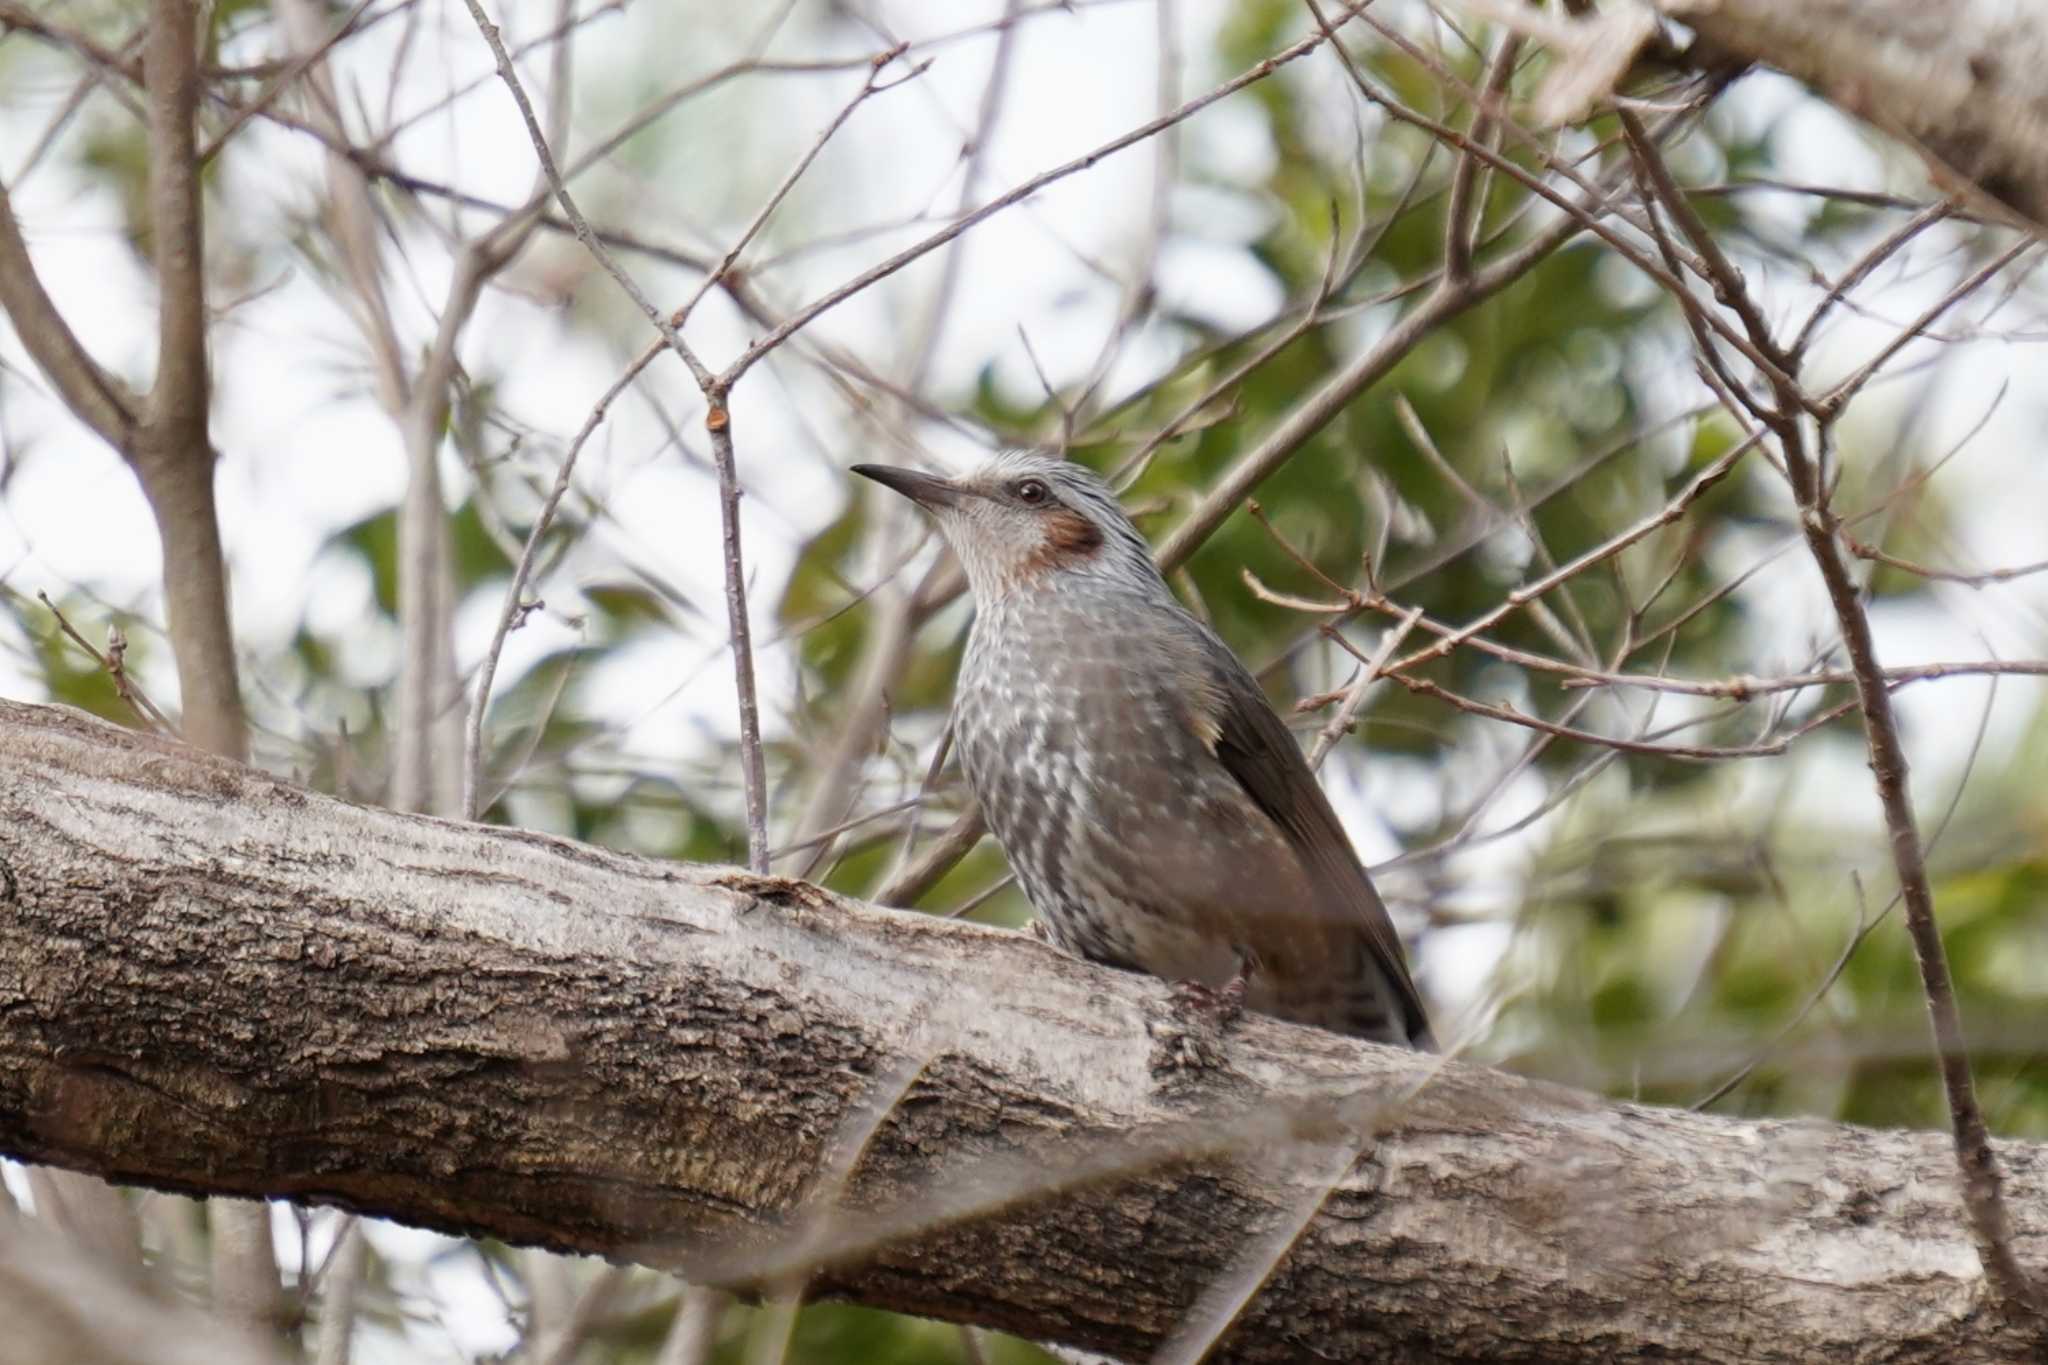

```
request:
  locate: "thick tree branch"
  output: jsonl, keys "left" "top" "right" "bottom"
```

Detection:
{"left": 1, "top": 699, "right": 2043, "bottom": 1362}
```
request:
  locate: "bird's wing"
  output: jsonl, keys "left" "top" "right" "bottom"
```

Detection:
{"left": 1184, "top": 623, "right": 1433, "bottom": 1046}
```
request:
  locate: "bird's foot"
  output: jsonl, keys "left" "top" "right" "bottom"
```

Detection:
{"left": 1167, "top": 976, "right": 1245, "bottom": 1030}
{"left": 1149, "top": 958, "right": 1255, "bottom": 1080}
{"left": 1175, "top": 952, "right": 1256, "bottom": 1027}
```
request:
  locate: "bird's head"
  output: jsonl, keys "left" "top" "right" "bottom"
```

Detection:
{"left": 853, "top": 450, "right": 1156, "bottom": 602}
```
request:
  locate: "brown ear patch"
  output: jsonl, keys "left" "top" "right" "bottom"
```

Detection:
{"left": 1047, "top": 507, "right": 1103, "bottom": 556}
{"left": 1023, "top": 507, "right": 1104, "bottom": 575}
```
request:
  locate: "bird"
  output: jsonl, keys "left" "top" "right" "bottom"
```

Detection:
{"left": 854, "top": 450, "right": 1434, "bottom": 1050}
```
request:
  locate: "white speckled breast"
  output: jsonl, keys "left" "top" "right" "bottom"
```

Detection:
{"left": 956, "top": 578, "right": 1309, "bottom": 992}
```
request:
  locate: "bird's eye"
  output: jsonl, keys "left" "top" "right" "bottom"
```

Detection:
{"left": 1013, "top": 478, "right": 1050, "bottom": 506}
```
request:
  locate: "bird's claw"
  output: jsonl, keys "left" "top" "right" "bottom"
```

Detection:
{"left": 1168, "top": 976, "right": 1245, "bottom": 1030}
{"left": 1149, "top": 963, "right": 1254, "bottom": 1079}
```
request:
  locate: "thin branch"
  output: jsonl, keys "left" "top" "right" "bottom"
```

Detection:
{"left": 1843, "top": 536, "right": 2048, "bottom": 589}
{"left": 459, "top": 0, "right": 712, "bottom": 384}
{"left": 1691, "top": 633, "right": 2011, "bottom": 1120}
{"left": 1442, "top": 32, "right": 1519, "bottom": 281}
{"left": 1153, "top": 86, "right": 1696, "bottom": 575}
{"left": 460, "top": 0, "right": 770, "bottom": 870}
{"left": 1372, "top": 668, "right": 1847, "bottom": 762}
{"left": 669, "top": 44, "right": 924, "bottom": 330}
{"left": 1790, "top": 201, "right": 1953, "bottom": 359}
{"left": 874, "top": 807, "right": 985, "bottom": 907}
{"left": 0, "top": 0, "right": 143, "bottom": 82}
{"left": 1616, "top": 110, "right": 1781, "bottom": 375}
{"left": 1336, "top": 30, "right": 1812, "bottom": 414}
{"left": 774, "top": 31, "right": 970, "bottom": 857}
{"left": 462, "top": 403, "right": 612, "bottom": 821}
{"left": 1797, "top": 482, "right": 2042, "bottom": 1315}
{"left": 1620, "top": 93, "right": 2041, "bottom": 1315}
{"left": 1570, "top": 657, "right": 2048, "bottom": 699}
{"left": 36, "top": 594, "right": 177, "bottom": 737}
{"left": 1306, "top": 607, "right": 1423, "bottom": 771}
{"left": 707, "top": 414, "right": 770, "bottom": 873}
{"left": 1382, "top": 429, "right": 1762, "bottom": 676}
{"left": 197, "top": 0, "right": 381, "bottom": 163}
{"left": 1818, "top": 240, "right": 2038, "bottom": 416}
{"left": 716, "top": 4, "right": 1373, "bottom": 388}
{"left": 1340, "top": 585, "right": 2048, "bottom": 701}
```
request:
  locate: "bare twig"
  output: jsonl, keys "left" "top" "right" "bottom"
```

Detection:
{"left": 459, "top": 0, "right": 710, "bottom": 382}
{"left": 1843, "top": 536, "right": 2048, "bottom": 588}
{"left": 1442, "top": 32, "right": 1520, "bottom": 281}
{"left": 1306, "top": 607, "right": 1424, "bottom": 770}
{"left": 671, "top": 45, "right": 924, "bottom": 330}
{"left": 462, "top": 415, "right": 607, "bottom": 822}
{"left": 36, "top": 594, "right": 177, "bottom": 737}
{"left": 1797, "top": 480, "right": 2041, "bottom": 1314}
{"left": 1790, "top": 202, "right": 1953, "bottom": 359}
{"left": 705, "top": 414, "right": 771, "bottom": 872}
{"left": 1372, "top": 667, "right": 1849, "bottom": 762}
{"left": 1153, "top": 82, "right": 1714, "bottom": 575}
{"left": 197, "top": 0, "right": 380, "bottom": 162}
{"left": 1381, "top": 430, "right": 1761, "bottom": 676}
{"left": 875, "top": 807, "right": 986, "bottom": 907}
{"left": 461, "top": 0, "right": 770, "bottom": 868}
{"left": 717, "top": 4, "right": 1373, "bottom": 388}
{"left": 1694, "top": 631, "right": 2004, "bottom": 1114}
{"left": 1818, "top": 241, "right": 2038, "bottom": 415}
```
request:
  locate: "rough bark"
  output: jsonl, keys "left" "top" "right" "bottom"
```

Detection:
{"left": 1, "top": 699, "right": 2043, "bottom": 1363}
{"left": 1659, "top": 0, "right": 2048, "bottom": 231}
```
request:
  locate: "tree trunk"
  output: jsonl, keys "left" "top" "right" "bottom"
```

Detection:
{"left": 0, "top": 699, "right": 2041, "bottom": 1362}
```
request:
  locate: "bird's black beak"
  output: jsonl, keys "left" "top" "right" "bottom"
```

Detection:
{"left": 852, "top": 463, "right": 963, "bottom": 510}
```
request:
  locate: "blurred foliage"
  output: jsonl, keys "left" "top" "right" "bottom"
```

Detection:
{"left": 5, "top": 0, "right": 2046, "bottom": 1359}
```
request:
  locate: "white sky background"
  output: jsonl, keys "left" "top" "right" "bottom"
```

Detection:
{"left": 4, "top": 0, "right": 2048, "bottom": 1356}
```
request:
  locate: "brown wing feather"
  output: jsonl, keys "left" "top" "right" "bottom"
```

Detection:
{"left": 1197, "top": 634, "right": 1433, "bottom": 1047}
